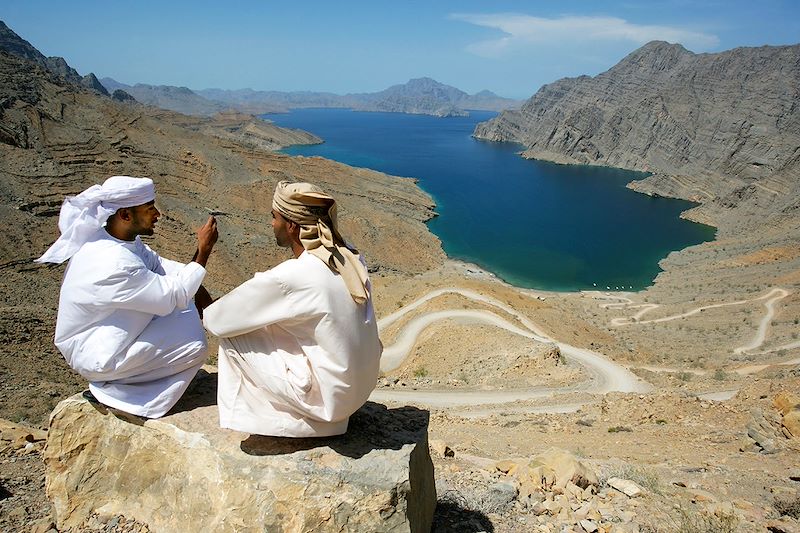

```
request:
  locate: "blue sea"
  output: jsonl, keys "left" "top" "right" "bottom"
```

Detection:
{"left": 263, "top": 108, "right": 716, "bottom": 291}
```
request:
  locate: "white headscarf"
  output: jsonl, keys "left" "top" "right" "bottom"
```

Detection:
{"left": 36, "top": 176, "right": 156, "bottom": 264}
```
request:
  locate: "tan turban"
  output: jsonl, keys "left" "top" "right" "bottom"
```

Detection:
{"left": 272, "top": 181, "right": 369, "bottom": 304}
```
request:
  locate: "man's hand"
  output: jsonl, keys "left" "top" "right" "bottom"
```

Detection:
{"left": 193, "top": 216, "right": 218, "bottom": 267}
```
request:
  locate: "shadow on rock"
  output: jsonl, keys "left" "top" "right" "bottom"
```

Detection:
{"left": 433, "top": 491, "right": 494, "bottom": 532}
{"left": 240, "top": 402, "right": 430, "bottom": 459}
{"left": 168, "top": 368, "right": 218, "bottom": 414}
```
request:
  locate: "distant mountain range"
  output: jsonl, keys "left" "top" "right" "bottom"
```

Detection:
{"left": 101, "top": 77, "right": 521, "bottom": 118}
{"left": 100, "top": 78, "right": 231, "bottom": 116}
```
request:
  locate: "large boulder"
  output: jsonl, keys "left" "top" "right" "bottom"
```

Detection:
{"left": 44, "top": 371, "right": 435, "bottom": 532}
{"left": 775, "top": 391, "right": 800, "bottom": 438}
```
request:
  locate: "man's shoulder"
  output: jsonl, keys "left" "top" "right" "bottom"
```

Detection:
{"left": 71, "top": 235, "right": 144, "bottom": 271}
{"left": 268, "top": 253, "right": 331, "bottom": 285}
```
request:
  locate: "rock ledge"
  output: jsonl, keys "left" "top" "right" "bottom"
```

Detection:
{"left": 44, "top": 371, "right": 435, "bottom": 532}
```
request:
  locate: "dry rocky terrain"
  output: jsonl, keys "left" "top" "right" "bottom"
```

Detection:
{"left": 1, "top": 26, "right": 799, "bottom": 533}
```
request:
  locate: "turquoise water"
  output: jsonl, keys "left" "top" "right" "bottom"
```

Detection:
{"left": 264, "top": 108, "right": 716, "bottom": 291}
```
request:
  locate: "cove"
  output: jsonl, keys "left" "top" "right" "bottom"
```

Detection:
{"left": 263, "top": 108, "right": 716, "bottom": 292}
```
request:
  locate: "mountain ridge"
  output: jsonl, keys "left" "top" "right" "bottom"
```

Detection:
{"left": 473, "top": 40, "right": 800, "bottom": 230}
{"left": 0, "top": 20, "right": 108, "bottom": 96}
{"left": 100, "top": 76, "right": 521, "bottom": 118}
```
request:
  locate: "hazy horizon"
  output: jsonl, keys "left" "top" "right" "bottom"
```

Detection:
{"left": 4, "top": 0, "right": 799, "bottom": 100}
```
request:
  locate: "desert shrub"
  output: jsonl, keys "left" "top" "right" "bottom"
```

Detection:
{"left": 602, "top": 463, "right": 662, "bottom": 495}
{"left": 674, "top": 506, "right": 738, "bottom": 533}
{"left": 775, "top": 497, "right": 800, "bottom": 519}
{"left": 413, "top": 366, "right": 428, "bottom": 378}
{"left": 607, "top": 426, "right": 632, "bottom": 433}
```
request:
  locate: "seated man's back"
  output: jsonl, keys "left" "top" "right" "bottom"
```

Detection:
{"left": 203, "top": 180, "right": 382, "bottom": 437}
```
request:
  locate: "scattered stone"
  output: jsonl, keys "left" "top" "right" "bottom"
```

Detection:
{"left": 29, "top": 518, "right": 56, "bottom": 533}
{"left": 529, "top": 448, "right": 599, "bottom": 490}
{"left": 687, "top": 488, "right": 717, "bottom": 503}
{"left": 784, "top": 410, "right": 800, "bottom": 439}
{"left": 766, "top": 517, "right": 800, "bottom": 533}
{"left": 771, "top": 486, "right": 799, "bottom": 499}
{"left": 494, "top": 459, "right": 518, "bottom": 474}
{"left": 748, "top": 409, "right": 781, "bottom": 453}
{"left": 482, "top": 481, "right": 518, "bottom": 513}
{"left": 0, "top": 418, "right": 47, "bottom": 452}
{"left": 580, "top": 518, "right": 599, "bottom": 532}
{"left": 8, "top": 505, "right": 27, "bottom": 520}
{"left": 430, "top": 439, "right": 455, "bottom": 458}
{"left": 774, "top": 392, "right": 800, "bottom": 415}
{"left": 607, "top": 477, "right": 643, "bottom": 498}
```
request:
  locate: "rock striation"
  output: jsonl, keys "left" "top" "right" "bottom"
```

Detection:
{"left": 44, "top": 371, "right": 436, "bottom": 532}
{"left": 475, "top": 41, "right": 800, "bottom": 180}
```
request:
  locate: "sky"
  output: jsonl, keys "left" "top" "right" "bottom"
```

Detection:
{"left": 3, "top": 1, "right": 799, "bottom": 99}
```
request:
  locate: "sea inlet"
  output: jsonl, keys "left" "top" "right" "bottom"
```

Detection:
{"left": 263, "top": 108, "right": 716, "bottom": 292}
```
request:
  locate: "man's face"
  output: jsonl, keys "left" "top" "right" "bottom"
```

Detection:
{"left": 271, "top": 209, "right": 292, "bottom": 248}
{"left": 128, "top": 201, "right": 160, "bottom": 236}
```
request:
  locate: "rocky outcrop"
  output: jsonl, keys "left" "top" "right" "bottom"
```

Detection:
{"left": 474, "top": 41, "right": 800, "bottom": 220}
{"left": 200, "top": 111, "right": 322, "bottom": 151}
{"left": 110, "top": 88, "right": 136, "bottom": 102}
{"left": 80, "top": 72, "right": 110, "bottom": 96}
{"left": 774, "top": 392, "right": 800, "bottom": 439}
{"left": 44, "top": 371, "right": 435, "bottom": 532}
{"left": 0, "top": 20, "right": 107, "bottom": 96}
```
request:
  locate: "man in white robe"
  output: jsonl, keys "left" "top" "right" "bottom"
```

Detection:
{"left": 203, "top": 181, "right": 382, "bottom": 437}
{"left": 37, "top": 175, "right": 218, "bottom": 418}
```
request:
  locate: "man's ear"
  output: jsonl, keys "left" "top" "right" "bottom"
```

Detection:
{"left": 115, "top": 207, "right": 132, "bottom": 222}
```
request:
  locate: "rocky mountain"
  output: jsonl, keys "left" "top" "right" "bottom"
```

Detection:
{"left": 100, "top": 78, "right": 229, "bottom": 116}
{"left": 199, "top": 77, "right": 521, "bottom": 117}
{"left": 352, "top": 77, "right": 519, "bottom": 116}
{"left": 474, "top": 41, "right": 800, "bottom": 228}
{"left": 0, "top": 20, "right": 108, "bottom": 96}
{"left": 196, "top": 88, "right": 345, "bottom": 114}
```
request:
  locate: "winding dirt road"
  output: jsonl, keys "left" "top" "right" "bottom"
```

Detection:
{"left": 595, "top": 287, "right": 798, "bottom": 357}
{"left": 370, "top": 288, "right": 652, "bottom": 409}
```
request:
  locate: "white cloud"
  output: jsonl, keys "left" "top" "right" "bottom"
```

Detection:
{"left": 450, "top": 13, "right": 720, "bottom": 57}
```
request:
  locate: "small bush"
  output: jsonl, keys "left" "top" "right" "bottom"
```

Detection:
{"left": 603, "top": 463, "right": 662, "bottom": 494}
{"left": 413, "top": 366, "right": 428, "bottom": 378}
{"left": 775, "top": 497, "right": 800, "bottom": 519}
{"left": 608, "top": 426, "right": 632, "bottom": 433}
{"left": 674, "top": 506, "right": 738, "bottom": 533}
{"left": 713, "top": 369, "right": 727, "bottom": 381}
